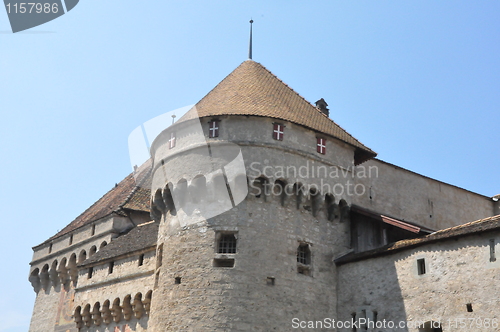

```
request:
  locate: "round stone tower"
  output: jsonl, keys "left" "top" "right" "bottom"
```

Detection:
{"left": 148, "top": 60, "right": 376, "bottom": 331}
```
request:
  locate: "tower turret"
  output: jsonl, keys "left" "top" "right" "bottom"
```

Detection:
{"left": 148, "top": 60, "right": 374, "bottom": 330}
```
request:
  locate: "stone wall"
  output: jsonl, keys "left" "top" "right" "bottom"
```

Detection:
{"left": 337, "top": 230, "right": 500, "bottom": 332}
{"left": 149, "top": 197, "right": 343, "bottom": 331}
{"left": 353, "top": 158, "right": 494, "bottom": 230}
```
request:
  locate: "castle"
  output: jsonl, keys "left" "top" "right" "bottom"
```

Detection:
{"left": 28, "top": 60, "right": 500, "bottom": 332}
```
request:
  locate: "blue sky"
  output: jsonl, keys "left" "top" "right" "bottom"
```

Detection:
{"left": 1, "top": 1, "right": 499, "bottom": 330}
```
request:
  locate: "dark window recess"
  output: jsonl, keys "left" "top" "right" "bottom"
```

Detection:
{"left": 91, "top": 224, "right": 96, "bottom": 236}
{"left": 218, "top": 234, "right": 237, "bottom": 254}
{"left": 138, "top": 254, "right": 144, "bottom": 266}
{"left": 174, "top": 277, "right": 182, "bottom": 284}
{"left": 48, "top": 243, "right": 53, "bottom": 254}
{"left": 88, "top": 267, "right": 93, "bottom": 279}
{"left": 417, "top": 258, "right": 426, "bottom": 275}
{"left": 490, "top": 239, "right": 496, "bottom": 262}
{"left": 273, "top": 123, "right": 284, "bottom": 141}
{"left": 108, "top": 261, "right": 114, "bottom": 274}
{"left": 466, "top": 303, "right": 473, "bottom": 312}
{"left": 266, "top": 277, "right": 275, "bottom": 286}
{"left": 213, "top": 258, "right": 235, "bottom": 268}
{"left": 69, "top": 234, "right": 73, "bottom": 245}
{"left": 209, "top": 120, "right": 219, "bottom": 138}
{"left": 297, "top": 244, "right": 311, "bottom": 265}
{"left": 297, "top": 243, "right": 311, "bottom": 276}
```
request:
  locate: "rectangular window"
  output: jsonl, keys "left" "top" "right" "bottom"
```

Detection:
{"left": 297, "top": 243, "right": 311, "bottom": 265}
{"left": 69, "top": 234, "right": 73, "bottom": 246}
{"left": 490, "top": 239, "right": 496, "bottom": 262}
{"left": 209, "top": 120, "right": 219, "bottom": 138}
{"left": 48, "top": 243, "right": 53, "bottom": 254}
{"left": 138, "top": 254, "right": 145, "bottom": 266}
{"left": 417, "top": 258, "right": 426, "bottom": 275}
{"left": 169, "top": 132, "right": 176, "bottom": 149}
{"left": 297, "top": 243, "right": 311, "bottom": 276}
{"left": 217, "top": 233, "right": 237, "bottom": 254}
{"left": 88, "top": 267, "right": 93, "bottom": 279}
{"left": 91, "top": 224, "right": 96, "bottom": 236}
{"left": 273, "top": 123, "right": 284, "bottom": 141}
{"left": 317, "top": 138, "right": 326, "bottom": 154}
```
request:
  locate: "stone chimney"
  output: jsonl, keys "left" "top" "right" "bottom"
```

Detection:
{"left": 315, "top": 98, "right": 329, "bottom": 116}
{"left": 493, "top": 195, "right": 500, "bottom": 216}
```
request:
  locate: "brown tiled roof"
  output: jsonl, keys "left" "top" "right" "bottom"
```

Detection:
{"left": 335, "top": 214, "right": 500, "bottom": 265}
{"left": 35, "top": 172, "right": 151, "bottom": 248}
{"left": 79, "top": 221, "right": 158, "bottom": 267}
{"left": 179, "top": 60, "right": 376, "bottom": 165}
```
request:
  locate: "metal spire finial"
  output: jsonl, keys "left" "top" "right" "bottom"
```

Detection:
{"left": 248, "top": 19, "right": 253, "bottom": 60}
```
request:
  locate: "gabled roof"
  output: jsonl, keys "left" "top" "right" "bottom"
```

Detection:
{"left": 179, "top": 60, "right": 376, "bottom": 165}
{"left": 34, "top": 172, "right": 151, "bottom": 248}
{"left": 79, "top": 221, "right": 158, "bottom": 267}
{"left": 335, "top": 214, "right": 500, "bottom": 265}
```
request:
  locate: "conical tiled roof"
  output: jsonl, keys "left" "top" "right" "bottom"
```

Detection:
{"left": 180, "top": 60, "right": 376, "bottom": 164}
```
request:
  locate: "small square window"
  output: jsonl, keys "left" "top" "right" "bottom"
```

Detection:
{"left": 217, "top": 233, "right": 237, "bottom": 254}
